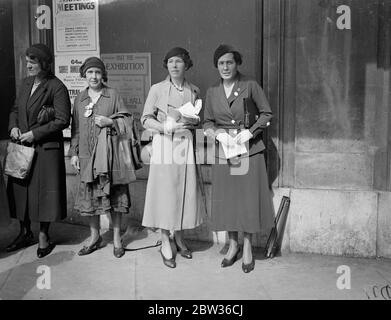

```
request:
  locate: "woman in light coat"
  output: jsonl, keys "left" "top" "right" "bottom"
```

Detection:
{"left": 141, "top": 47, "right": 204, "bottom": 268}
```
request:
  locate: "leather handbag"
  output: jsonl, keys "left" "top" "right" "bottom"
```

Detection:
{"left": 243, "top": 97, "right": 260, "bottom": 129}
{"left": 4, "top": 142, "right": 35, "bottom": 179}
{"left": 37, "top": 105, "right": 55, "bottom": 125}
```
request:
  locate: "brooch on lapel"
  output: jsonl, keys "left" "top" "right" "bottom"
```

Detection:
{"left": 84, "top": 102, "right": 94, "bottom": 118}
{"left": 233, "top": 87, "right": 240, "bottom": 97}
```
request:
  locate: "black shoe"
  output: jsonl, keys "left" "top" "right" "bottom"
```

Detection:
{"left": 174, "top": 240, "right": 192, "bottom": 259}
{"left": 159, "top": 248, "right": 176, "bottom": 268}
{"left": 242, "top": 258, "right": 255, "bottom": 273}
{"left": 221, "top": 247, "right": 241, "bottom": 268}
{"left": 37, "top": 241, "right": 56, "bottom": 258}
{"left": 113, "top": 241, "right": 125, "bottom": 258}
{"left": 78, "top": 236, "right": 103, "bottom": 256}
{"left": 6, "top": 232, "right": 35, "bottom": 252}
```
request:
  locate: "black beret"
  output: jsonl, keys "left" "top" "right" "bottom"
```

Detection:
{"left": 163, "top": 47, "right": 193, "bottom": 70}
{"left": 213, "top": 44, "right": 242, "bottom": 68}
{"left": 164, "top": 47, "right": 190, "bottom": 62}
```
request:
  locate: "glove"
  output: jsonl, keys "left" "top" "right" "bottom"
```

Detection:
{"left": 234, "top": 129, "right": 253, "bottom": 144}
{"left": 216, "top": 132, "right": 236, "bottom": 147}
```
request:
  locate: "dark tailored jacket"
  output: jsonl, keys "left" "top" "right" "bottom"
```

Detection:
{"left": 7, "top": 75, "right": 71, "bottom": 222}
{"left": 203, "top": 72, "right": 273, "bottom": 158}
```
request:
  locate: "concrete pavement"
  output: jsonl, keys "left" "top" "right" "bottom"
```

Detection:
{"left": 0, "top": 220, "right": 391, "bottom": 300}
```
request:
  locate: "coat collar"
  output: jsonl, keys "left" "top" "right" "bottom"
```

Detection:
{"left": 27, "top": 77, "right": 49, "bottom": 109}
{"left": 226, "top": 72, "right": 248, "bottom": 104}
{"left": 79, "top": 83, "right": 111, "bottom": 102}
{"left": 217, "top": 72, "right": 248, "bottom": 113}
{"left": 157, "top": 76, "right": 197, "bottom": 114}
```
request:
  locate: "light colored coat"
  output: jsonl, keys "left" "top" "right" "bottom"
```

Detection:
{"left": 141, "top": 77, "right": 204, "bottom": 231}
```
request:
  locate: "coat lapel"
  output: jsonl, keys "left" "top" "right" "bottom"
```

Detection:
{"left": 155, "top": 77, "right": 170, "bottom": 115}
{"left": 18, "top": 77, "right": 34, "bottom": 130}
{"left": 227, "top": 73, "right": 248, "bottom": 106}
{"left": 27, "top": 77, "right": 48, "bottom": 110}
{"left": 218, "top": 81, "right": 233, "bottom": 117}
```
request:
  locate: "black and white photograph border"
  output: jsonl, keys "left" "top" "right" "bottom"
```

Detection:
{"left": 0, "top": 0, "right": 391, "bottom": 307}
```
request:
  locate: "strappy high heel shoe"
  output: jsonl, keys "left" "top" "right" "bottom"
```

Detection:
{"left": 78, "top": 236, "right": 103, "bottom": 256}
{"left": 6, "top": 231, "right": 35, "bottom": 252}
{"left": 159, "top": 248, "right": 176, "bottom": 268}
{"left": 37, "top": 238, "right": 56, "bottom": 258}
{"left": 221, "top": 247, "right": 241, "bottom": 268}
{"left": 242, "top": 258, "right": 255, "bottom": 273}
{"left": 113, "top": 240, "right": 125, "bottom": 258}
{"left": 174, "top": 237, "right": 192, "bottom": 259}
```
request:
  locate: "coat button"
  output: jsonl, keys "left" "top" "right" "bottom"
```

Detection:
{"left": 231, "top": 119, "right": 235, "bottom": 124}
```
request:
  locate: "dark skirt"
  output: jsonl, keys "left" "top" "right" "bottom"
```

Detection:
{"left": 6, "top": 143, "right": 68, "bottom": 222}
{"left": 0, "top": 164, "right": 10, "bottom": 226}
{"left": 211, "top": 152, "right": 274, "bottom": 233}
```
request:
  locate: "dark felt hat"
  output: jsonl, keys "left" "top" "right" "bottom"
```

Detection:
{"left": 25, "top": 43, "right": 53, "bottom": 64}
{"left": 79, "top": 56, "right": 107, "bottom": 82}
{"left": 213, "top": 44, "right": 242, "bottom": 67}
{"left": 163, "top": 47, "right": 193, "bottom": 70}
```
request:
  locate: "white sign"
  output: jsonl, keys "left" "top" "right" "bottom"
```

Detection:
{"left": 53, "top": 0, "right": 99, "bottom": 55}
{"left": 55, "top": 54, "right": 93, "bottom": 137}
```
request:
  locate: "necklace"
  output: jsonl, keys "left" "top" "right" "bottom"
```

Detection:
{"left": 171, "top": 79, "right": 184, "bottom": 92}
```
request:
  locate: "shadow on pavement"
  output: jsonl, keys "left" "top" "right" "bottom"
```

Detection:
{"left": 0, "top": 250, "right": 75, "bottom": 300}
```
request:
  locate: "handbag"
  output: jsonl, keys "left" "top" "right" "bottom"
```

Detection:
{"left": 37, "top": 105, "right": 55, "bottom": 125}
{"left": 4, "top": 141, "right": 35, "bottom": 179}
{"left": 243, "top": 97, "right": 260, "bottom": 129}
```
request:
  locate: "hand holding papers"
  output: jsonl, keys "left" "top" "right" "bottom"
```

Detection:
{"left": 216, "top": 132, "right": 248, "bottom": 159}
{"left": 177, "top": 99, "right": 202, "bottom": 125}
{"left": 233, "top": 129, "right": 253, "bottom": 145}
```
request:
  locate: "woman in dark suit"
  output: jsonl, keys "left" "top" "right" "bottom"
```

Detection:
{"left": 6, "top": 43, "right": 71, "bottom": 258}
{"left": 203, "top": 44, "right": 274, "bottom": 273}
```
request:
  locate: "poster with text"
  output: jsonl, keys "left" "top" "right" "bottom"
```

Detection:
{"left": 55, "top": 55, "right": 91, "bottom": 138}
{"left": 101, "top": 53, "right": 151, "bottom": 123}
{"left": 53, "top": 0, "right": 99, "bottom": 55}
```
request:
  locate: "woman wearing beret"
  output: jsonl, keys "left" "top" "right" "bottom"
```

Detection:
{"left": 203, "top": 44, "right": 274, "bottom": 273}
{"left": 69, "top": 57, "right": 133, "bottom": 258}
{"left": 6, "top": 43, "right": 71, "bottom": 258}
{"left": 141, "top": 47, "right": 204, "bottom": 268}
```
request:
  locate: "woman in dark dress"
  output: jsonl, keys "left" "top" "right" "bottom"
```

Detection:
{"left": 69, "top": 57, "right": 132, "bottom": 258}
{"left": 6, "top": 43, "right": 71, "bottom": 258}
{"left": 203, "top": 44, "right": 274, "bottom": 273}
